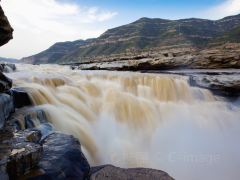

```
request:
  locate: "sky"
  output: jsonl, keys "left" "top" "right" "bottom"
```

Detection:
{"left": 0, "top": 0, "right": 240, "bottom": 59}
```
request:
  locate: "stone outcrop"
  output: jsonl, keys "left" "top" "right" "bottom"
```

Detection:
{"left": 0, "top": 107, "right": 91, "bottom": 180}
{"left": 151, "top": 69, "right": 240, "bottom": 97}
{"left": 0, "top": 63, "right": 17, "bottom": 73}
{"left": 90, "top": 165, "right": 174, "bottom": 180}
{"left": 29, "top": 133, "right": 90, "bottom": 180}
{"left": 0, "top": 127, "right": 43, "bottom": 180}
{"left": 0, "top": 3, "right": 13, "bottom": 46}
{"left": 191, "top": 43, "right": 240, "bottom": 69}
{"left": 189, "top": 74, "right": 240, "bottom": 97}
{"left": 73, "top": 43, "right": 240, "bottom": 71}
{"left": 0, "top": 93, "right": 14, "bottom": 129}
{"left": 9, "top": 107, "right": 48, "bottom": 131}
{"left": 0, "top": 72, "right": 12, "bottom": 92}
{"left": 7, "top": 88, "right": 32, "bottom": 108}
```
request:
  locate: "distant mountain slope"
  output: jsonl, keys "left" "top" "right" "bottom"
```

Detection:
{"left": 213, "top": 25, "right": 240, "bottom": 43}
{"left": 0, "top": 57, "right": 18, "bottom": 63}
{"left": 22, "top": 14, "right": 240, "bottom": 64}
{"left": 22, "top": 40, "right": 86, "bottom": 64}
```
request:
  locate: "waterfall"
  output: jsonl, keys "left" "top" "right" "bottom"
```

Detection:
{"left": 9, "top": 64, "right": 240, "bottom": 180}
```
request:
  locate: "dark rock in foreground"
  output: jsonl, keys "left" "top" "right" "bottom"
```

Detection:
{"left": 29, "top": 132, "right": 90, "bottom": 180}
{"left": 0, "top": 127, "right": 43, "bottom": 180}
{"left": 0, "top": 93, "right": 14, "bottom": 129}
{"left": 0, "top": 4, "right": 13, "bottom": 46}
{"left": 90, "top": 165, "right": 174, "bottom": 180}
{"left": 0, "top": 63, "right": 16, "bottom": 73}
{"left": 0, "top": 72, "right": 12, "bottom": 93}
{"left": 7, "top": 88, "right": 32, "bottom": 108}
{"left": 9, "top": 107, "right": 48, "bottom": 131}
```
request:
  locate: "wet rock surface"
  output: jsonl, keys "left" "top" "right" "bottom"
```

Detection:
{"left": 152, "top": 69, "right": 240, "bottom": 97}
{"left": 0, "top": 72, "right": 12, "bottom": 92}
{"left": 0, "top": 4, "right": 13, "bottom": 46}
{"left": 9, "top": 107, "right": 48, "bottom": 131}
{"left": 29, "top": 132, "right": 90, "bottom": 180}
{"left": 0, "top": 63, "right": 17, "bottom": 73}
{"left": 0, "top": 93, "right": 14, "bottom": 129}
{"left": 7, "top": 88, "right": 32, "bottom": 108}
{"left": 189, "top": 74, "right": 240, "bottom": 97}
{"left": 0, "top": 107, "right": 90, "bottom": 180}
{"left": 90, "top": 165, "right": 174, "bottom": 180}
{"left": 0, "top": 127, "right": 43, "bottom": 180}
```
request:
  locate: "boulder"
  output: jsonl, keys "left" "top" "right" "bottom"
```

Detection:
{"left": 0, "top": 127, "right": 43, "bottom": 180}
{"left": 0, "top": 4, "right": 13, "bottom": 46}
{"left": 90, "top": 165, "right": 174, "bottom": 180}
{"left": 1, "top": 63, "right": 16, "bottom": 73}
{"left": 0, "top": 64, "right": 3, "bottom": 72}
{"left": 7, "top": 88, "right": 32, "bottom": 108}
{"left": 189, "top": 74, "right": 240, "bottom": 97}
{"left": 29, "top": 132, "right": 90, "bottom": 180}
{"left": 9, "top": 108, "right": 48, "bottom": 130}
{"left": 0, "top": 93, "right": 14, "bottom": 129}
{"left": 0, "top": 72, "right": 12, "bottom": 92}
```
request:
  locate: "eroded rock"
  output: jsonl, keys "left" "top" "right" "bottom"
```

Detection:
{"left": 0, "top": 127, "right": 43, "bottom": 180}
{"left": 90, "top": 165, "right": 174, "bottom": 180}
{"left": 7, "top": 88, "right": 32, "bottom": 108}
{"left": 0, "top": 93, "right": 14, "bottom": 129}
{"left": 9, "top": 108, "right": 48, "bottom": 130}
{"left": 0, "top": 63, "right": 17, "bottom": 73}
{"left": 75, "top": 43, "right": 240, "bottom": 71}
{"left": 29, "top": 133, "right": 90, "bottom": 180}
{"left": 189, "top": 74, "right": 240, "bottom": 97}
{"left": 0, "top": 72, "right": 12, "bottom": 93}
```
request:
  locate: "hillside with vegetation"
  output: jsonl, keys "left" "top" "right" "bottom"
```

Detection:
{"left": 22, "top": 14, "right": 240, "bottom": 64}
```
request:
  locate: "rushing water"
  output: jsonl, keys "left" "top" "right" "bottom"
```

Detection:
{"left": 8, "top": 64, "right": 240, "bottom": 180}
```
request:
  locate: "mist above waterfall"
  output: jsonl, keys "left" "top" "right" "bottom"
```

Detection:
{"left": 8, "top": 64, "right": 240, "bottom": 180}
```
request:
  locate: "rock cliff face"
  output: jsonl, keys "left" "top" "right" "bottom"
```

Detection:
{"left": 72, "top": 43, "right": 240, "bottom": 71}
{"left": 0, "top": 3, "right": 13, "bottom": 46}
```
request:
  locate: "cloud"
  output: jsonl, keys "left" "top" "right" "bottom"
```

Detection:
{"left": 204, "top": 0, "right": 240, "bottom": 19}
{"left": 0, "top": 0, "right": 118, "bottom": 58}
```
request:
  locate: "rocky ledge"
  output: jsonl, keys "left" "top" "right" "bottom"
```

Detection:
{"left": 0, "top": 63, "right": 16, "bottom": 73}
{"left": 72, "top": 43, "right": 240, "bottom": 71}
{"left": 153, "top": 69, "right": 240, "bottom": 97}
{"left": 189, "top": 73, "right": 240, "bottom": 97}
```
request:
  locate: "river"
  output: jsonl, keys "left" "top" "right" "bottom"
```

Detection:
{"left": 8, "top": 64, "right": 240, "bottom": 180}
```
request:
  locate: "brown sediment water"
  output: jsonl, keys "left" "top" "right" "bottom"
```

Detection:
{"left": 8, "top": 64, "right": 240, "bottom": 180}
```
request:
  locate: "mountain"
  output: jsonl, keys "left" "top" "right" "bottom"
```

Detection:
{"left": 22, "top": 14, "right": 240, "bottom": 64}
{"left": 0, "top": 57, "right": 18, "bottom": 63}
{"left": 22, "top": 40, "right": 86, "bottom": 64}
